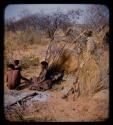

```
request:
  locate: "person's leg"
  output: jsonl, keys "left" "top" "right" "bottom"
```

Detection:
{"left": 29, "top": 77, "right": 52, "bottom": 90}
{"left": 21, "top": 75, "right": 30, "bottom": 82}
{"left": 29, "top": 76, "right": 41, "bottom": 90}
{"left": 29, "top": 83, "right": 41, "bottom": 90}
{"left": 39, "top": 80, "right": 52, "bottom": 90}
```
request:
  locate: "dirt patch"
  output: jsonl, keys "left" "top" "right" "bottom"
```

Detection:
{"left": 4, "top": 89, "right": 109, "bottom": 122}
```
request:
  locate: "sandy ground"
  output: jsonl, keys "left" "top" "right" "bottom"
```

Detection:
{"left": 4, "top": 56, "right": 109, "bottom": 122}
{"left": 4, "top": 87, "right": 109, "bottom": 122}
{"left": 4, "top": 38, "right": 109, "bottom": 122}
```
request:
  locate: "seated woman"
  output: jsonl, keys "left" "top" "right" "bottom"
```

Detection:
{"left": 29, "top": 61, "right": 52, "bottom": 90}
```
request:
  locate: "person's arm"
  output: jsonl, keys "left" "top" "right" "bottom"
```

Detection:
{"left": 38, "top": 70, "right": 47, "bottom": 83}
{"left": 39, "top": 71, "right": 42, "bottom": 77}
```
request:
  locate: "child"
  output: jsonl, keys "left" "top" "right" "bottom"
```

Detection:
{"left": 14, "top": 60, "right": 21, "bottom": 70}
{"left": 14, "top": 59, "right": 30, "bottom": 82}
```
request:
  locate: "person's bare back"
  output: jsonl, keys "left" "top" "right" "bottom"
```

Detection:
{"left": 6, "top": 69, "right": 14, "bottom": 89}
{"left": 12, "top": 69, "right": 21, "bottom": 88}
{"left": 6, "top": 64, "right": 29, "bottom": 90}
{"left": 6, "top": 64, "right": 16, "bottom": 89}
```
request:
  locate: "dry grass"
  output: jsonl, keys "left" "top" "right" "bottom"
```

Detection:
{"left": 5, "top": 89, "right": 109, "bottom": 122}
{"left": 4, "top": 26, "right": 109, "bottom": 121}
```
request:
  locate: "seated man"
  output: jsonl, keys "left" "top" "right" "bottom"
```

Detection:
{"left": 30, "top": 61, "right": 64, "bottom": 91}
{"left": 30, "top": 61, "right": 52, "bottom": 90}
{"left": 6, "top": 64, "right": 15, "bottom": 89}
{"left": 6, "top": 63, "right": 30, "bottom": 90}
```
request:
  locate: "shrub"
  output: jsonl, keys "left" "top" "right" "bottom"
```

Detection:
{"left": 20, "top": 55, "right": 39, "bottom": 69}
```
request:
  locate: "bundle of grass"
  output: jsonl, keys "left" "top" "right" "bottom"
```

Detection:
{"left": 78, "top": 57, "right": 100, "bottom": 96}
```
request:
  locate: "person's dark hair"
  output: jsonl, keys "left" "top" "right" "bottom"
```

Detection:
{"left": 41, "top": 61, "right": 48, "bottom": 68}
{"left": 7, "top": 64, "right": 15, "bottom": 69}
{"left": 14, "top": 60, "right": 19, "bottom": 65}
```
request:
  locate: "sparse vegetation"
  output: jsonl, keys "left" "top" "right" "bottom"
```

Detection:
{"left": 4, "top": 4, "right": 109, "bottom": 122}
{"left": 21, "top": 55, "right": 39, "bottom": 69}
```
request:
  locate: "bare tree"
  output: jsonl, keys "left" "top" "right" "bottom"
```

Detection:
{"left": 84, "top": 5, "right": 109, "bottom": 32}
{"left": 5, "top": 17, "right": 17, "bottom": 32}
{"left": 5, "top": 7, "right": 84, "bottom": 62}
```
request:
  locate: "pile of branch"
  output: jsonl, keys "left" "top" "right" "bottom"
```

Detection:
{"left": 5, "top": 92, "right": 37, "bottom": 108}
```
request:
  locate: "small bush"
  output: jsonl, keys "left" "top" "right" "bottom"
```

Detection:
{"left": 4, "top": 55, "right": 39, "bottom": 69}
{"left": 4, "top": 57, "right": 13, "bottom": 66}
{"left": 21, "top": 55, "right": 39, "bottom": 69}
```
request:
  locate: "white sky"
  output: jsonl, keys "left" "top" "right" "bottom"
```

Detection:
{"left": 4, "top": 4, "right": 109, "bottom": 24}
{"left": 5, "top": 4, "right": 89, "bottom": 20}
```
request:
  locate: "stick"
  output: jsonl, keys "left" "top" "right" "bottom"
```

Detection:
{"left": 17, "top": 101, "right": 23, "bottom": 111}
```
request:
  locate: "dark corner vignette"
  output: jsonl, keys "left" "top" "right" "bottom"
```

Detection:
{"left": 0, "top": 0, "right": 112, "bottom": 123}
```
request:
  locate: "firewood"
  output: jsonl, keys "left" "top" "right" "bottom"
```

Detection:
{"left": 5, "top": 92, "right": 37, "bottom": 108}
